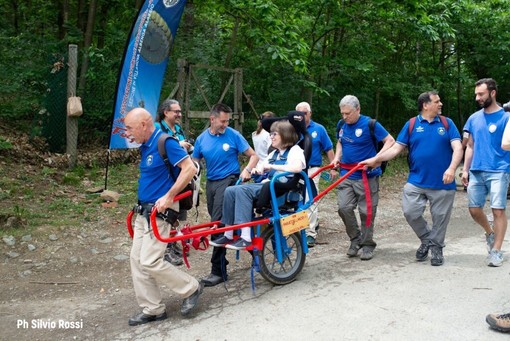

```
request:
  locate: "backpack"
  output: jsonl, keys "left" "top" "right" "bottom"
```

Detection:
{"left": 336, "top": 118, "right": 387, "bottom": 174}
{"left": 157, "top": 133, "right": 200, "bottom": 211}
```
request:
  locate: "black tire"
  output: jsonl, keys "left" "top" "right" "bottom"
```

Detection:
{"left": 258, "top": 225, "right": 306, "bottom": 285}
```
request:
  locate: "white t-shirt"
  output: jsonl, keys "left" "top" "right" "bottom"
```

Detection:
{"left": 259, "top": 145, "right": 306, "bottom": 182}
{"left": 252, "top": 130, "right": 272, "bottom": 168}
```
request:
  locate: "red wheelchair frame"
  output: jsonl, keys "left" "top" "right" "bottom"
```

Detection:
{"left": 127, "top": 163, "right": 365, "bottom": 285}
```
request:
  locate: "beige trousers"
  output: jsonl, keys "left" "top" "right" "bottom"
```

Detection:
{"left": 130, "top": 214, "right": 199, "bottom": 315}
{"left": 305, "top": 166, "right": 320, "bottom": 237}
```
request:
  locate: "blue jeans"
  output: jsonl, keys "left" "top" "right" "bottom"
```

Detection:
{"left": 468, "top": 171, "right": 510, "bottom": 209}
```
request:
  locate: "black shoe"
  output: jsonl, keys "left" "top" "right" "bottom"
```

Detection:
{"left": 181, "top": 282, "right": 204, "bottom": 316}
{"left": 346, "top": 242, "right": 360, "bottom": 257}
{"left": 200, "top": 273, "right": 225, "bottom": 287}
{"left": 128, "top": 311, "right": 167, "bottom": 326}
{"left": 416, "top": 243, "right": 430, "bottom": 261}
{"left": 430, "top": 246, "right": 444, "bottom": 266}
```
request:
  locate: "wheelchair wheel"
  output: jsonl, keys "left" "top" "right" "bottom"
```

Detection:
{"left": 259, "top": 225, "right": 306, "bottom": 285}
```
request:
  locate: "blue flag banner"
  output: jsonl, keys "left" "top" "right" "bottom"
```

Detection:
{"left": 109, "top": 0, "right": 186, "bottom": 149}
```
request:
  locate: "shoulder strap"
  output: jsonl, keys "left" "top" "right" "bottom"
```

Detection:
{"left": 408, "top": 115, "right": 449, "bottom": 136}
{"left": 157, "top": 133, "right": 179, "bottom": 181}
{"left": 336, "top": 119, "right": 345, "bottom": 136}
{"left": 408, "top": 116, "right": 417, "bottom": 135}
{"left": 368, "top": 118, "right": 377, "bottom": 150}
{"left": 439, "top": 115, "right": 449, "bottom": 130}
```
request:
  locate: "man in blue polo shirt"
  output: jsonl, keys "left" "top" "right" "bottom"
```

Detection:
{"left": 333, "top": 95, "right": 395, "bottom": 261}
{"left": 362, "top": 91, "right": 463, "bottom": 266}
{"left": 192, "top": 103, "right": 258, "bottom": 287}
{"left": 295, "top": 102, "right": 336, "bottom": 247}
{"left": 124, "top": 108, "right": 203, "bottom": 326}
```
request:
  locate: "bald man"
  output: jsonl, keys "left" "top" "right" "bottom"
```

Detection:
{"left": 124, "top": 108, "right": 202, "bottom": 326}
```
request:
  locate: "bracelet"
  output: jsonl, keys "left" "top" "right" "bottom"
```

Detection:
{"left": 244, "top": 167, "right": 252, "bottom": 173}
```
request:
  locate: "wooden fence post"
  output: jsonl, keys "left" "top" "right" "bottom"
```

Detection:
{"left": 66, "top": 44, "right": 78, "bottom": 168}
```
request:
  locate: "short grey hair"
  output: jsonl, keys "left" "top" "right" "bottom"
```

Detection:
{"left": 339, "top": 95, "right": 360, "bottom": 110}
{"left": 295, "top": 101, "right": 311, "bottom": 112}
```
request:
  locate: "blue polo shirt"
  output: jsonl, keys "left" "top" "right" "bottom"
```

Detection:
{"left": 138, "top": 129, "right": 189, "bottom": 203}
{"left": 307, "top": 120, "right": 333, "bottom": 167}
{"left": 397, "top": 114, "right": 461, "bottom": 190}
{"left": 192, "top": 127, "right": 250, "bottom": 180}
{"left": 337, "top": 115, "right": 389, "bottom": 179}
{"left": 463, "top": 109, "right": 510, "bottom": 172}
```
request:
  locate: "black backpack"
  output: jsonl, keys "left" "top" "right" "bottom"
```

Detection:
{"left": 336, "top": 118, "right": 387, "bottom": 174}
{"left": 157, "top": 133, "right": 199, "bottom": 211}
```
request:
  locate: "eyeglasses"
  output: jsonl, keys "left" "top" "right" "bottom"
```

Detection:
{"left": 270, "top": 132, "right": 279, "bottom": 137}
{"left": 169, "top": 109, "right": 182, "bottom": 114}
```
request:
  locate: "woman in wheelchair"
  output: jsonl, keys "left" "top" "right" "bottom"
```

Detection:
{"left": 209, "top": 120, "right": 306, "bottom": 250}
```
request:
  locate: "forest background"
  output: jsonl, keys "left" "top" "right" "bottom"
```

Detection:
{"left": 1, "top": 0, "right": 510, "bottom": 153}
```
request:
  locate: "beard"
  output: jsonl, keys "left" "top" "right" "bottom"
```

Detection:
{"left": 478, "top": 96, "right": 493, "bottom": 109}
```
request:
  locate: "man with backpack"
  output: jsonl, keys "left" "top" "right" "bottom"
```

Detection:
{"left": 361, "top": 91, "right": 463, "bottom": 266}
{"left": 124, "top": 108, "right": 203, "bottom": 326}
{"left": 332, "top": 95, "right": 395, "bottom": 261}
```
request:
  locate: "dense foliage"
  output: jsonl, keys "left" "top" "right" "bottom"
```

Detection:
{"left": 1, "top": 0, "right": 510, "bottom": 146}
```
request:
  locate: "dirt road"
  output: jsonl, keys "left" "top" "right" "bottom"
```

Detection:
{"left": 1, "top": 186, "right": 510, "bottom": 340}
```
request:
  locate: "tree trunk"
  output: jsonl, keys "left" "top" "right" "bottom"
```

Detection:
{"left": 97, "top": 2, "right": 108, "bottom": 48}
{"left": 77, "top": 0, "right": 97, "bottom": 95}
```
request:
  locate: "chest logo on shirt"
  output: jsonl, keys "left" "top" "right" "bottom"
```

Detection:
{"left": 488, "top": 124, "right": 497, "bottom": 133}
{"left": 146, "top": 155, "right": 154, "bottom": 166}
{"left": 416, "top": 126, "right": 424, "bottom": 133}
{"left": 355, "top": 128, "right": 363, "bottom": 137}
{"left": 222, "top": 143, "right": 230, "bottom": 151}
{"left": 311, "top": 131, "right": 318, "bottom": 139}
{"left": 437, "top": 127, "right": 446, "bottom": 135}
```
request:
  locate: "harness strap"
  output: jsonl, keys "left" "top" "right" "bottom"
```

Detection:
{"left": 339, "top": 163, "right": 373, "bottom": 228}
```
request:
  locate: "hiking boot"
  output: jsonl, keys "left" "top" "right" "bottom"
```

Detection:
{"left": 128, "top": 311, "right": 167, "bottom": 326}
{"left": 181, "top": 282, "right": 203, "bottom": 316}
{"left": 416, "top": 243, "right": 430, "bottom": 261}
{"left": 486, "top": 232, "right": 495, "bottom": 254}
{"left": 486, "top": 249, "right": 503, "bottom": 267}
{"left": 306, "top": 236, "right": 316, "bottom": 248}
{"left": 486, "top": 312, "right": 510, "bottom": 333}
{"left": 360, "top": 248, "right": 374, "bottom": 261}
{"left": 346, "top": 242, "right": 360, "bottom": 257}
{"left": 430, "top": 246, "right": 444, "bottom": 266}
{"left": 164, "top": 243, "right": 184, "bottom": 266}
{"left": 225, "top": 238, "right": 251, "bottom": 250}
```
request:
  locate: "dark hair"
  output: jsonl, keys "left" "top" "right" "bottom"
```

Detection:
{"left": 417, "top": 91, "right": 438, "bottom": 111}
{"left": 475, "top": 78, "right": 498, "bottom": 93}
{"left": 256, "top": 111, "right": 275, "bottom": 134}
{"left": 271, "top": 120, "right": 298, "bottom": 148}
{"left": 210, "top": 103, "right": 232, "bottom": 117}
{"left": 157, "top": 99, "right": 179, "bottom": 122}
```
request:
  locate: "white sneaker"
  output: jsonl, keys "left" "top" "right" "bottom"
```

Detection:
{"left": 486, "top": 249, "right": 503, "bottom": 267}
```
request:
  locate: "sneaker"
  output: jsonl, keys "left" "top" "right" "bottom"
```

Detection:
{"left": 225, "top": 238, "right": 251, "bottom": 250}
{"left": 347, "top": 242, "right": 360, "bottom": 257}
{"left": 209, "top": 235, "right": 233, "bottom": 247}
{"left": 430, "top": 246, "right": 444, "bottom": 266}
{"left": 360, "top": 248, "right": 374, "bottom": 260}
{"left": 486, "top": 249, "right": 504, "bottom": 267}
{"left": 486, "top": 312, "right": 510, "bottom": 333}
{"left": 416, "top": 243, "right": 430, "bottom": 261}
{"left": 486, "top": 232, "right": 495, "bottom": 254}
{"left": 306, "top": 236, "right": 316, "bottom": 248}
{"left": 181, "top": 282, "right": 204, "bottom": 316}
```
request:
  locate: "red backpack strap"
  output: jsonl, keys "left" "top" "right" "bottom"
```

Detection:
{"left": 439, "top": 115, "right": 449, "bottom": 130}
{"left": 408, "top": 116, "right": 417, "bottom": 135}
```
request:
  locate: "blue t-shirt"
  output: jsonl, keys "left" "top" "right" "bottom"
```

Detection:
{"left": 337, "top": 115, "right": 389, "bottom": 180}
{"left": 397, "top": 115, "right": 461, "bottom": 190}
{"left": 307, "top": 120, "right": 333, "bottom": 167}
{"left": 138, "top": 129, "right": 189, "bottom": 203}
{"left": 463, "top": 109, "right": 510, "bottom": 172}
{"left": 192, "top": 127, "right": 250, "bottom": 180}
